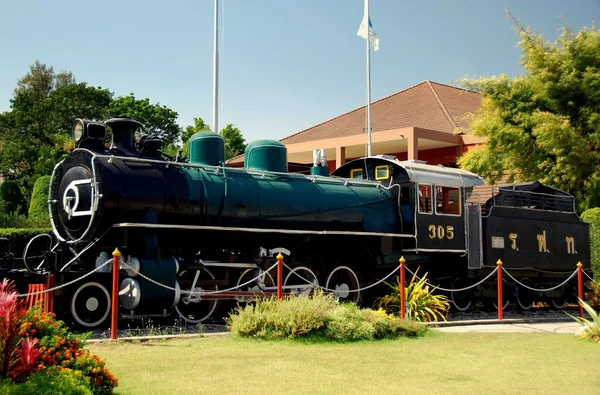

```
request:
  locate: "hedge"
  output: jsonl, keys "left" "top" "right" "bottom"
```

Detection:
{"left": 28, "top": 175, "right": 51, "bottom": 221}
{"left": 0, "top": 228, "right": 53, "bottom": 257}
{"left": 581, "top": 207, "right": 600, "bottom": 278}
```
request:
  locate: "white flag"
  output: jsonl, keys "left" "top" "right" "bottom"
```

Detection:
{"left": 356, "top": 0, "right": 379, "bottom": 51}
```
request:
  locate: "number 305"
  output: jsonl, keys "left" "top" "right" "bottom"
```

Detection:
{"left": 428, "top": 225, "right": 454, "bottom": 240}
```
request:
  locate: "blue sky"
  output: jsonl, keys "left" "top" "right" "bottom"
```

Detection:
{"left": 0, "top": 0, "right": 598, "bottom": 142}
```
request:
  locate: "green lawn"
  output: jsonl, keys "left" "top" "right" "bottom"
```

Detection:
{"left": 89, "top": 332, "right": 600, "bottom": 395}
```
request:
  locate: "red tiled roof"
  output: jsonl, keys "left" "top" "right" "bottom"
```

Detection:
{"left": 229, "top": 80, "right": 482, "bottom": 164}
{"left": 281, "top": 81, "right": 482, "bottom": 145}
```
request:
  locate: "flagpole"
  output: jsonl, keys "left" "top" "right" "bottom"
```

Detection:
{"left": 365, "top": 0, "right": 372, "bottom": 157}
{"left": 212, "top": 0, "right": 219, "bottom": 134}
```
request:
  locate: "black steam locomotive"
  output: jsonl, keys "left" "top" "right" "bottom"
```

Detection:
{"left": 1, "top": 117, "right": 591, "bottom": 328}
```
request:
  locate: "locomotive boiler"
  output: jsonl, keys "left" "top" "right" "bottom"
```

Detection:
{"left": 4, "top": 117, "right": 591, "bottom": 329}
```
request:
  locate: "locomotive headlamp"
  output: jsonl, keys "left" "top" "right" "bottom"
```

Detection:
{"left": 72, "top": 119, "right": 84, "bottom": 142}
{"left": 71, "top": 119, "right": 107, "bottom": 144}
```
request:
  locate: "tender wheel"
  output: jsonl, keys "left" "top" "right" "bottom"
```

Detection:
{"left": 235, "top": 268, "right": 275, "bottom": 306}
{"left": 325, "top": 266, "right": 360, "bottom": 303}
{"left": 551, "top": 298, "right": 567, "bottom": 310}
{"left": 284, "top": 266, "right": 318, "bottom": 296}
{"left": 515, "top": 281, "right": 534, "bottom": 311}
{"left": 175, "top": 268, "right": 218, "bottom": 324}
{"left": 492, "top": 299, "right": 511, "bottom": 311}
{"left": 70, "top": 282, "right": 111, "bottom": 328}
{"left": 450, "top": 278, "right": 472, "bottom": 312}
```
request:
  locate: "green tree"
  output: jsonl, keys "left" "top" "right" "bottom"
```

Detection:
{"left": 0, "top": 181, "right": 26, "bottom": 215}
{"left": 180, "top": 117, "right": 211, "bottom": 158}
{"left": 108, "top": 94, "right": 181, "bottom": 145}
{"left": 457, "top": 17, "right": 600, "bottom": 211}
{"left": 183, "top": 117, "right": 211, "bottom": 143}
{"left": 220, "top": 123, "right": 247, "bottom": 161}
{"left": 0, "top": 61, "right": 113, "bottom": 201}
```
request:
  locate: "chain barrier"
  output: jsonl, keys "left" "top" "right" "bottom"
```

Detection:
{"left": 404, "top": 266, "right": 499, "bottom": 293}
{"left": 583, "top": 270, "right": 600, "bottom": 286}
{"left": 120, "top": 261, "right": 279, "bottom": 296}
{"left": 17, "top": 260, "right": 112, "bottom": 298}
{"left": 282, "top": 262, "right": 400, "bottom": 293}
{"left": 501, "top": 267, "right": 577, "bottom": 292}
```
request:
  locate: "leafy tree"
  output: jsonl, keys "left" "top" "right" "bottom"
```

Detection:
{"left": 220, "top": 124, "right": 247, "bottom": 161}
{"left": 0, "top": 61, "right": 112, "bottom": 201}
{"left": 108, "top": 94, "right": 181, "bottom": 145}
{"left": 180, "top": 117, "right": 211, "bottom": 158}
{"left": 0, "top": 181, "right": 26, "bottom": 215}
{"left": 457, "top": 18, "right": 600, "bottom": 211}
{"left": 182, "top": 117, "right": 211, "bottom": 143}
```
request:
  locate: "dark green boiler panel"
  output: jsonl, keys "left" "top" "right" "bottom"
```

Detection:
{"left": 181, "top": 166, "right": 400, "bottom": 234}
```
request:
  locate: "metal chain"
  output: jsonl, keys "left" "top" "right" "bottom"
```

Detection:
{"left": 120, "top": 261, "right": 279, "bottom": 296}
{"left": 583, "top": 270, "right": 600, "bottom": 286}
{"left": 404, "top": 266, "right": 499, "bottom": 293}
{"left": 282, "top": 262, "right": 400, "bottom": 293}
{"left": 502, "top": 267, "right": 578, "bottom": 292}
{"left": 17, "top": 260, "right": 112, "bottom": 298}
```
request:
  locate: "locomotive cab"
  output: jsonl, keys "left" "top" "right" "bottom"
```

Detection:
{"left": 332, "top": 155, "right": 486, "bottom": 253}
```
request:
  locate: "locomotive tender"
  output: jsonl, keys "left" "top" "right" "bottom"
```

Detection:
{"left": 3, "top": 117, "right": 591, "bottom": 328}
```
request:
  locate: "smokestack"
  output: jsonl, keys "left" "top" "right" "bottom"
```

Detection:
{"left": 106, "top": 118, "right": 143, "bottom": 156}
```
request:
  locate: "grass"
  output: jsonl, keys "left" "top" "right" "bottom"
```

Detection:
{"left": 88, "top": 332, "right": 600, "bottom": 395}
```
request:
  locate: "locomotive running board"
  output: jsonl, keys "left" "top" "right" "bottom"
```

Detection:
{"left": 112, "top": 223, "right": 416, "bottom": 239}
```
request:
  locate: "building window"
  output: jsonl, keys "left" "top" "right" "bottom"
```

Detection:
{"left": 350, "top": 169, "right": 363, "bottom": 179}
{"left": 375, "top": 165, "right": 389, "bottom": 180}
{"left": 418, "top": 184, "right": 432, "bottom": 214}
{"left": 435, "top": 186, "right": 461, "bottom": 215}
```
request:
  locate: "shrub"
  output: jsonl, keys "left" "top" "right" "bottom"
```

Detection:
{"left": 226, "top": 291, "right": 337, "bottom": 339}
{"left": 376, "top": 268, "right": 450, "bottom": 322}
{"left": 361, "top": 308, "right": 427, "bottom": 339}
{"left": 28, "top": 176, "right": 51, "bottom": 222}
{"left": 20, "top": 306, "right": 118, "bottom": 394}
{"left": 3, "top": 366, "right": 92, "bottom": 395}
{"left": 0, "top": 181, "right": 26, "bottom": 215}
{"left": 567, "top": 299, "right": 600, "bottom": 343}
{"left": 226, "top": 290, "right": 426, "bottom": 341}
{"left": 585, "top": 281, "right": 600, "bottom": 307}
{"left": 581, "top": 207, "right": 600, "bottom": 278}
{"left": 324, "top": 303, "right": 374, "bottom": 341}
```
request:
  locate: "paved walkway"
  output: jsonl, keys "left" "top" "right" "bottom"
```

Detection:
{"left": 436, "top": 322, "right": 581, "bottom": 334}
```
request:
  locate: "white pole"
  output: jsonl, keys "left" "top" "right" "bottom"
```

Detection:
{"left": 212, "top": 0, "right": 219, "bottom": 134}
{"left": 365, "top": 0, "right": 372, "bottom": 157}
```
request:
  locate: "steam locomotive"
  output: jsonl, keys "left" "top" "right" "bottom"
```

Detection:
{"left": 1, "top": 117, "right": 591, "bottom": 328}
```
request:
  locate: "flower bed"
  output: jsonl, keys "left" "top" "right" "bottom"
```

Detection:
{"left": 0, "top": 279, "right": 118, "bottom": 394}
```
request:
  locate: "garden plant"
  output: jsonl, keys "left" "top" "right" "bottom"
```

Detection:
{"left": 226, "top": 290, "right": 426, "bottom": 341}
{"left": 0, "top": 279, "right": 118, "bottom": 394}
{"left": 376, "top": 268, "right": 450, "bottom": 322}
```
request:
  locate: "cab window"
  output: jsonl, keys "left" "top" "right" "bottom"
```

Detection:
{"left": 350, "top": 169, "right": 363, "bottom": 179}
{"left": 435, "top": 186, "right": 461, "bottom": 215}
{"left": 418, "top": 184, "right": 432, "bottom": 214}
{"left": 375, "top": 165, "right": 389, "bottom": 180}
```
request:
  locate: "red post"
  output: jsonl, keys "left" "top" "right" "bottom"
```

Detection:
{"left": 400, "top": 256, "right": 406, "bottom": 319}
{"left": 577, "top": 262, "right": 584, "bottom": 318}
{"left": 110, "top": 248, "right": 121, "bottom": 340}
{"left": 497, "top": 259, "right": 503, "bottom": 321}
{"left": 276, "top": 253, "right": 283, "bottom": 300}
{"left": 44, "top": 273, "right": 55, "bottom": 313}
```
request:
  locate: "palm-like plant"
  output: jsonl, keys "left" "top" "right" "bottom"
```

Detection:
{"left": 567, "top": 298, "right": 600, "bottom": 343}
{"left": 376, "top": 268, "right": 450, "bottom": 322}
